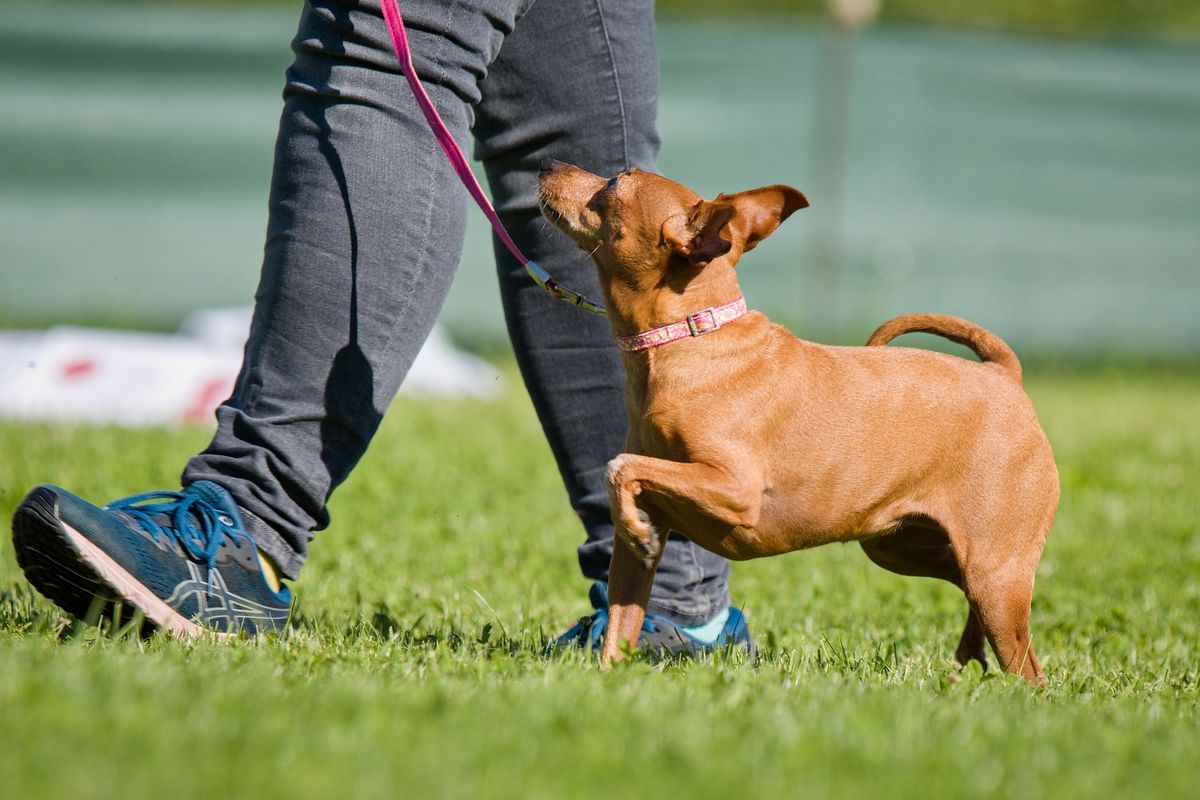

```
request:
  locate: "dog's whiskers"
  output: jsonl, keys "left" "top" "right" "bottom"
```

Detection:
{"left": 537, "top": 195, "right": 568, "bottom": 239}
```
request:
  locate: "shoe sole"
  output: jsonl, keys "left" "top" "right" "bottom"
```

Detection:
{"left": 12, "top": 487, "right": 230, "bottom": 641}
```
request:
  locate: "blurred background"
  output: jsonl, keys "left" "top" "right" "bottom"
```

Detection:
{"left": 1, "top": 0, "right": 1198, "bottom": 379}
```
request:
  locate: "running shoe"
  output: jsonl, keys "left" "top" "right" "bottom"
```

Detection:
{"left": 554, "top": 581, "right": 754, "bottom": 656}
{"left": 11, "top": 481, "right": 291, "bottom": 637}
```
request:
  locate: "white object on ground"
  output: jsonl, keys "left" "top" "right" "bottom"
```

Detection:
{"left": 0, "top": 309, "right": 501, "bottom": 426}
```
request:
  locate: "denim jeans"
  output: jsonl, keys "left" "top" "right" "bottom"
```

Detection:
{"left": 183, "top": 0, "right": 730, "bottom": 625}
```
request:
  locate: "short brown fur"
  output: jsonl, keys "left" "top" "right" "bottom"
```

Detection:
{"left": 539, "top": 160, "right": 1058, "bottom": 685}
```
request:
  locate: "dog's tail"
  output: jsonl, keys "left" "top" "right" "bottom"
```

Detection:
{"left": 866, "top": 313, "right": 1022, "bottom": 384}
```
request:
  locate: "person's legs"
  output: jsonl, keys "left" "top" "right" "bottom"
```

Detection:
{"left": 184, "top": 0, "right": 533, "bottom": 580}
{"left": 12, "top": 0, "right": 534, "bottom": 634}
{"left": 472, "top": 0, "right": 731, "bottom": 626}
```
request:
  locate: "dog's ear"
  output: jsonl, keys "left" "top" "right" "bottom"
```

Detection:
{"left": 663, "top": 200, "right": 737, "bottom": 267}
{"left": 716, "top": 185, "right": 809, "bottom": 253}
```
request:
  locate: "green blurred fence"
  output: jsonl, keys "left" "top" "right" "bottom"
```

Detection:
{"left": 2, "top": 4, "right": 1198, "bottom": 357}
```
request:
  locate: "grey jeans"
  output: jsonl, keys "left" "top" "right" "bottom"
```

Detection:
{"left": 183, "top": 0, "right": 730, "bottom": 625}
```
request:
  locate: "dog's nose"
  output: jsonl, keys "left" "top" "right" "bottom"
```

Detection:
{"left": 539, "top": 158, "right": 559, "bottom": 175}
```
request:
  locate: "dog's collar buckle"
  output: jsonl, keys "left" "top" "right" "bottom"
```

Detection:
{"left": 686, "top": 308, "right": 720, "bottom": 337}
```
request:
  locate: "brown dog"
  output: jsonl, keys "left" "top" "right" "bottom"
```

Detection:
{"left": 538, "top": 160, "right": 1058, "bottom": 685}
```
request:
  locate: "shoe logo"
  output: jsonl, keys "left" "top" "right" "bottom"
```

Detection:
{"left": 164, "top": 562, "right": 288, "bottom": 631}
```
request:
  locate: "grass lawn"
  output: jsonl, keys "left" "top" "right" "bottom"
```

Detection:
{"left": 1, "top": 365, "right": 1197, "bottom": 798}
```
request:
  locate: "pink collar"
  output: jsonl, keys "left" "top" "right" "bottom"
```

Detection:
{"left": 615, "top": 297, "right": 749, "bottom": 352}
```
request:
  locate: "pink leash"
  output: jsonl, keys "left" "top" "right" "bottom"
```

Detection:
{"left": 380, "top": 0, "right": 607, "bottom": 317}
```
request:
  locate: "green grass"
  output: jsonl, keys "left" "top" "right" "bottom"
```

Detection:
{"left": 1, "top": 366, "right": 1198, "bottom": 798}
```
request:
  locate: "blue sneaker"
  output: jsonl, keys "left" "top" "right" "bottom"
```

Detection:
{"left": 554, "top": 581, "right": 754, "bottom": 657}
{"left": 11, "top": 481, "right": 291, "bottom": 638}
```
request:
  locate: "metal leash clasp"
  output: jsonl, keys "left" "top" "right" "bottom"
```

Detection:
{"left": 526, "top": 261, "right": 608, "bottom": 317}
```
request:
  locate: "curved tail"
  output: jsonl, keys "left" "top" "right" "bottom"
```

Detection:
{"left": 867, "top": 313, "right": 1022, "bottom": 383}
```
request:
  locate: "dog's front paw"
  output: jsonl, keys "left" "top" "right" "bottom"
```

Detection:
{"left": 619, "top": 506, "right": 653, "bottom": 542}
{"left": 615, "top": 510, "right": 661, "bottom": 570}
{"left": 607, "top": 454, "right": 662, "bottom": 568}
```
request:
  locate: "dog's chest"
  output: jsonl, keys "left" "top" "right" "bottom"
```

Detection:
{"left": 633, "top": 394, "right": 747, "bottom": 463}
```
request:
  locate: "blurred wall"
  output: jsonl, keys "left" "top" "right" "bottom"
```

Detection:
{"left": 2, "top": 3, "right": 1198, "bottom": 358}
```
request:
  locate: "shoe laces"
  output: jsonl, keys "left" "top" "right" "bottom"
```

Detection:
{"left": 107, "top": 482, "right": 250, "bottom": 568}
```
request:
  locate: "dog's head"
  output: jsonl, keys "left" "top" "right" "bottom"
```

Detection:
{"left": 537, "top": 159, "right": 808, "bottom": 287}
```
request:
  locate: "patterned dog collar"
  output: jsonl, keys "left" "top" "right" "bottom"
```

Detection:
{"left": 615, "top": 297, "right": 749, "bottom": 352}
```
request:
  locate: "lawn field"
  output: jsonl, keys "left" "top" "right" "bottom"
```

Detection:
{"left": 1, "top": 366, "right": 1198, "bottom": 798}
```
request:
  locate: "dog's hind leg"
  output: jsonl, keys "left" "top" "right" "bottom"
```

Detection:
{"left": 962, "top": 568, "right": 1045, "bottom": 685}
{"left": 860, "top": 522, "right": 987, "bottom": 670}
{"left": 953, "top": 608, "right": 988, "bottom": 669}
{"left": 955, "top": 524, "right": 1049, "bottom": 686}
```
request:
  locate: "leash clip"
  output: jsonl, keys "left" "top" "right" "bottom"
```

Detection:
{"left": 525, "top": 261, "right": 608, "bottom": 317}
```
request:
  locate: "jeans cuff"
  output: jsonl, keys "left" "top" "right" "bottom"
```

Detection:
{"left": 240, "top": 507, "right": 305, "bottom": 581}
{"left": 646, "top": 587, "right": 731, "bottom": 628}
